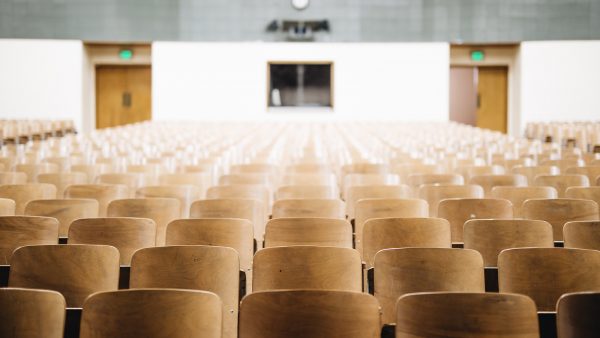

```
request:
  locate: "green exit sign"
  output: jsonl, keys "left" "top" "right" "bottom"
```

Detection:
{"left": 119, "top": 49, "right": 133, "bottom": 60}
{"left": 471, "top": 50, "right": 485, "bottom": 61}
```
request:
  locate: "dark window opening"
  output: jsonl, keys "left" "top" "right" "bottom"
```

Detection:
{"left": 268, "top": 63, "right": 332, "bottom": 107}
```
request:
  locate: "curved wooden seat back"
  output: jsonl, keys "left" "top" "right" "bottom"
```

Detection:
{"left": 565, "top": 166, "right": 600, "bottom": 184}
{"left": 252, "top": 246, "right": 361, "bottom": 292}
{"left": 9, "top": 244, "right": 120, "bottom": 307}
{"left": 207, "top": 185, "right": 271, "bottom": 216}
{"left": 491, "top": 186, "right": 558, "bottom": 217}
{"left": 285, "top": 163, "right": 332, "bottom": 174}
{"left": 469, "top": 174, "right": 528, "bottom": 197}
{"left": 0, "top": 216, "right": 58, "bottom": 264}
{"left": 107, "top": 198, "right": 180, "bottom": 246}
{"left": 239, "top": 290, "right": 381, "bottom": 338}
{"left": 557, "top": 292, "right": 600, "bottom": 338}
{"left": 64, "top": 184, "right": 129, "bottom": 217}
{"left": 512, "top": 165, "right": 560, "bottom": 184}
{"left": 342, "top": 173, "right": 399, "bottom": 200}
{"left": 272, "top": 199, "right": 345, "bottom": 219}
{"left": 457, "top": 165, "right": 505, "bottom": 181}
{"left": 534, "top": 174, "right": 590, "bottom": 197}
{"left": 130, "top": 245, "right": 238, "bottom": 338}
{"left": 37, "top": 172, "right": 87, "bottom": 198}
{"left": 69, "top": 217, "right": 156, "bottom": 265}
{"left": 71, "top": 164, "right": 113, "bottom": 183}
{"left": 264, "top": 218, "right": 352, "bottom": 248}
{"left": 375, "top": 248, "right": 485, "bottom": 324}
{"left": 522, "top": 198, "right": 599, "bottom": 241}
{"left": 136, "top": 185, "right": 200, "bottom": 218}
{"left": 14, "top": 163, "right": 59, "bottom": 183}
{"left": 565, "top": 186, "right": 600, "bottom": 207}
{"left": 280, "top": 173, "right": 336, "bottom": 187}
{"left": 0, "top": 172, "right": 27, "bottom": 185}
{"left": 362, "top": 217, "right": 451, "bottom": 268}
{"left": 0, "top": 198, "right": 16, "bottom": 216}
{"left": 498, "top": 248, "right": 600, "bottom": 311}
{"left": 219, "top": 173, "right": 273, "bottom": 189}
{"left": 24, "top": 199, "right": 99, "bottom": 237}
{"left": 159, "top": 172, "right": 211, "bottom": 198}
{"left": 396, "top": 292, "right": 539, "bottom": 338}
{"left": 541, "top": 159, "right": 583, "bottom": 173}
{"left": 190, "top": 199, "right": 264, "bottom": 243}
{"left": 80, "top": 289, "right": 222, "bottom": 338}
{"left": 231, "top": 163, "right": 279, "bottom": 175}
{"left": 564, "top": 221, "right": 600, "bottom": 250}
{"left": 96, "top": 173, "right": 143, "bottom": 198}
{"left": 275, "top": 185, "right": 339, "bottom": 200}
{"left": 406, "top": 174, "right": 464, "bottom": 194}
{"left": 464, "top": 219, "right": 554, "bottom": 267}
{"left": 0, "top": 184, "right": 57, "bottom": 215}
{"left": 418, "top": 184, "right": 484, "bottom": 217}
{"left": 0, "top": 288, "right": 66, "bottom": 338}
{"left": 437, "top": 198, "right": 513, "bottom": 243}
{"left": 346, "top": 185, "right": 412, "bottom": 220}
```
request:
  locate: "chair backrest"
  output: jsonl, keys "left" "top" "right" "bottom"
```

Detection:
{"left": 557, "top": 292, "right": 600, "bottom": 338}
{"left": 0, "top": 171, "right": 27, "bottom": 185}
{"left": 564, "top": 221, "right": 600, "bottom": 250}
{"left": 80, "top": 289, "right": 222, "bottom": 338}
{"left": 206, "top": 185, "right": 271, "bottom": 215}
{"left": 396, "top": 292, "right": 539, "bottom": 338}
{"left": 24, "top": 199, "right": 99, "bottom": 237}
{"left": 418, "top": 184, "right": 484, "bottom": 217}
{"left": 346, "top": 184, "right": 411, "bottom": 220}
{"left": 342, "top": 173, "right": 400, "bottom": 199}
{"left": 362, "top": 217, "right": 451, "bottom": 268}
{"left": 541, "top": 159, "right": 584, "bottom": 172}
{"left": 9, "top": 244, "right": 120, "bottom": 307}
{"left": 457, "top": 165, "right": 505, "bottom": 181}
{"left": 264, "top": 217, "right": 352, "bottom": 248}
{"left": 0, "top": 183, "right": 57, "bottom": 215}
{"left": 565, "top": 166, "right": 600, "bottom": 184}
{"left": 512, "top": 165, "right": 560, "bottom": 184}
{"left": 64, "top": 184, "right": 129, "bottom": 217}
{"left": 239, "top": 290, "right": 381, "bottom": 338}
{"left": 522, "top": 198, "right": 599, "bottom": 241}
{"left": 491, "top": 186, "right": 558, "bottom": 217}
{"left": 498, "top": 248, "right": 600, "bottom": 311}
{"left": 69, "top": 217, "right": 156, "bottom": 265}
{"left": 565, "top": 186, "right": 600, "bottom": 207}
{"left": 107, "top": 198, "right": 180, "bottom": 246}
{"left": 280, "top": 173, "right": 336, "bottom": 186}
{"left": 159, "top": 172, "right": 211, "bottom": 198}
{"left": 14, "top": 163, "right": 59, "bottom": 183}
{"left": 437, "top": 198, "right": 513, "bottom": 242}
{"left": 534, "top": 174, "right": 590, "bottom": 197}
{"left": 96, "top": 173, "right": 143, "bottom": 197}
{"left": 0, "top": 198, "right": 15, "bottom": 216}
{"left": 130, "top": 245, "right": 238, "bottom": 338}
{"left": 0, "top": 216, "right": 58, "bottom": 264}
{"left": 252, "top": 246, "right": 361, "bottom": 292}
{"left": 406, "top": 174, "right": 464, "bottom": 193}
{"left": 0, "top": 288, "right": 66, "bottom": 338}
{"left": 275, "top": 185, "right": 339, "bottom": 200}
{"left": 469, "top": 174, "right": 528, "bottom": 197}
{"left": 464, "top": 219, "right": 554, "bottom": 267}
{"left": 136, "top": 185, "right": 200, "bottom": 218}
{"left": 72, "top": 164, "right": 113, "bottom": 183}
{"left": 37, "top": 172, "right": 88, "bottom": 198}
{"left": 375, "top": 248, "right": 485, "bottom": 324}
{"left": 271, "top": 199, "right": 345, "bottom": 219}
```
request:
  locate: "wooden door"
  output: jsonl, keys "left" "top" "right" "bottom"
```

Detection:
{"left": 96, "top": 66, "right": 151, "bottom": 129}
{"left": 476, "top": 66, "right": 507, "bottom": 133}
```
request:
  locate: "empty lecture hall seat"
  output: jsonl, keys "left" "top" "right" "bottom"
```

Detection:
{"left": 24, "top": 199, "right": 99, "bottom": 237}
{"left": 72, "top": 164, "right": 112, "bottom": 184}
{"left": 64, "top": 184, "right": 129, "bottom": 217}
{"left": 565, "top": 166, "right": 600, "bottom": 184}
{"left": 239, "top": 290, "right": 381, "bottom": 338}
{"left": 522, "top": 198, "right": 599, "bottom": 241}
{"left": 457, "top": 165, "right": 505, "bottom": 181}
{"left": 464, "top": 219, "right": 554, "bottom": 267}
{"left": 418, "top": 184, "right": 484, "bottom": 217}
{"left": 374, "top": 248, "right": 485, "bottom": 324}
{"left": 0, "top": 288, "right": 66, "bottom": 338}
{"left": 557, "top": 292, "right": 600, "bottom": 338}
{"left": 280, "top": 173, "right": 337, "bottom": 186}
{"left": 0, "top": 216, "right": 59, "bottom": 264}
{"left": 0, "top": 184, "right": 56, "bottom": 215}
{"left": 0, "top": 171, "right": 27, "bottom": 185}
{"left": 491, "top": 186, "right": 558, "bottom": 217}
{"left": 469, "top": 174, "right": 528, "bottom": 197}
{"left": 206, "top": 185, "right": 271, "bottom": 215}
{"left": 136, "top": 185, "right": 200, "bottom": 218}
{"left": 395, "top": 292, "right": 539, "bottom": 337}
{"left": 498, "top": 248, "right": 600, "bottom": 311}
{"left": 271, "top": 199, "right": 345, "bottom": 219}
{"left": 130, "top": 245, "right": 239, "bottom": 338}
{"left": 264, "top": 217, "right": 352, "bottom": 248}
{"left": 541, "top": 159, "right": 584, "bottom": 173}
{"left": 80, "top": 289, "right": 222, "bottom": 338}
{"left": 107, "top": 198, "right": 180, "bottom": 246}
{"left": 159, "top": 172, "right": 211, "bottom": 198}
{"left": 342, "top": 173, "right": 399, "bottom": 200}
{"left": 534, "top": 174, "right": 590, "bottom": 197}
{"left": 437, "top": 198, "right": 513, "bottom": 243}
{"left": 9, "top": 244, "right": 119, "bottom": 307}
{"left": 96, "top": 173, "right": 144, "bottom": 198}
{"left": 231, "top": 163, "right": 279, "bottom": 176}
{"left": 563, "top": 221, "right": 600, "bottom": 250}
{"left": 252, "top": 246, "right": 362, "bottom": 292}
{"left": 36, "top": 172, "right": 87, "bottom": 198}
{"left": 69, "top": 217, "right": 156, "bottom": 265}
{"left": 275, "top": 185, "right": 339, "bottom": 200}
{"left": 14, "top": 163, "right": 59, "bottom": 183}
{"left": 345, "top": 184, "right": 412, "bottom": 220}
{"left": 406, "top": 173, "right": 464, "bottom": 195}
{"left": 219, "top": 173, "right": 275, "bottom": 190}
{"left": 0, "top": 198, "right": 15, "bottom": 215}
{"left": 512, "top": 165, "right": 560, "bottom": 185}
{"left": 565, "top": 186, "right": 600, "bottom": 206}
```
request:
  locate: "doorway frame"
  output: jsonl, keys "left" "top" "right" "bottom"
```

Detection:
{"left": 450, "top": 44, "right": 521, "bottom": 136}
{"left": 82, "top": 43, "right": 152, "bottom": 132}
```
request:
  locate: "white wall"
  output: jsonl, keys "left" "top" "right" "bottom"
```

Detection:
{"left": 153, "top": 42, "right": 449, "bottom": 121}
{"left": 0, "top": 39, "right": 84, "bottom": 129}
{"left": 520, "top": 41, "right": 600, "bottom": 125}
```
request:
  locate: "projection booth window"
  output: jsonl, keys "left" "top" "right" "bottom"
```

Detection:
{"left": 268, "top": 62, "right": 333, "bottom": 108}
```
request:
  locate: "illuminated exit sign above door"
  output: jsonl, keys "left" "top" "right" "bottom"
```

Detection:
{"left": 470, "top": 50, "right": 485, "bottom": 61}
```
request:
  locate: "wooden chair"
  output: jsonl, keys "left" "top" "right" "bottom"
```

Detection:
{"left": 355, "top": 198, "right": 428, "bottom": 254}
{"left": 96, "top": 173, "right": 143, "bottom": 197}
{"left": 396, "top": 292, "right": 539, "bottom": 338}
{"left": 565, "top": 186, "right": 600, "bottom": 207}
{"left": 64, "top": 184, "right": 129, "bottom": 217}
{"left": 362, "top": 217, "right": 451, "bottom": 268}
{"left": 37, "top": 172, "right": 87, "bottom": 198}
{"left": 271, "top": 199, "right": 345, "bottom": 219}
{"left": 107, "top": 198, "right": 180, "bottom": 246}
{"left": 9, "top": 244, "right": 119, "bottom": 307}
{"left": 275, "top": 185, "right": 339, "bottom": 200}
{"left": 512, "top": 165, "right": 560, "bottom": 185}
{"left": 252, "top": 246, "right": 361, "bottom": 292}
{"left": 342, "top": 173, "right": 399, "bottom": 200}
{"left": 285, "top": 163, "right": 332, "bottom": 174}
{"left": 491, "top": 186, "right": 558, "bottom": 217}
{"left": 24, "top": 199, "right": 99, "bottom": 237}
{"left": 557, "top": 292, "right": 600, "bottom": 338}
{"left": 534, "top": 174, "right": 590, "bottom": 197}
{"left": 219, "top": 173, "right": 273, "bottom": 189}
{"left": 566, "top": 166, "right": 600, "bottom": 184}
{"left": 564, "top": 221, "right": 600, "bottom": 250}
{"left": 239, "top": 290, "right": 381, "bottom": 338}
{"left": 0, "top": 183, "right": 56, "bottom": 215}
{"left": 14, "top": 163, "right": 59, "bottom": 183}
{"left": 0, "top": 288, "right": 66, "bottom": 338}
{"left": 0, "top": 216, "right": 58, "bottom": 264}
{"left": 498, "top": 248, "right": 600, "bottom": 311}
{"left": 207, "top": 185, "right": 271, "bottom": 216}
{"left": 264, "top": 218, "right": 352, "bottom": 248}
{"left": 0, "top": 171, "right": 27, "bottom": 185}
{"left": 542, "top": 159, "right": 584, "bottom": 172}
{"left": 136, "top": 185, "right": 200, "bottom": 218}
{"left": 80, "top": 289, "right": 222, "bottom": 338}
{"left": 375, "top": 248, "right": 485, "bottom": 324}
{"left": 130, "top": 245, "right": 238, "bottom": 338}
{"left": 406, "top": 173, "right": 464, "bottom": 194}
{"left": 392, "top": 163, "right": 444, "bottom": 183}
{"left": 231, "top": 163, "right": 278, "bottom": 175}
{"left": 418, "top": 184, "right": 484, "bottom": 217}
{"left": 280, "top": 173, "right": 336, "bottom": 187}
{"left": 464, "top": 219, "right": 554, "bottom": 267}
{"left": 72, "top": 164, "right": 113, "bottom": 183}
{"left": 159, "top": 172, "right": 211, "bottom": 198}
{"left": 469, "top": 174, "right": 528, "bottom": 197}
{"left": 346, "top": 185, "right": 412, "bottom": 220}
{"left": 457, "top": 165, "right": 505, "bottom": 181}
{"left": 69, "top": 217, "right": 156, "bottom": 265}
{"left": 437, "top": 198, "right": 513, "bottom": 243}
{"left": 0, "top": 198, "right": 15, "bottom": 216}
{"left": 522, "top": 198, "right": 599, "bottom": 241}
